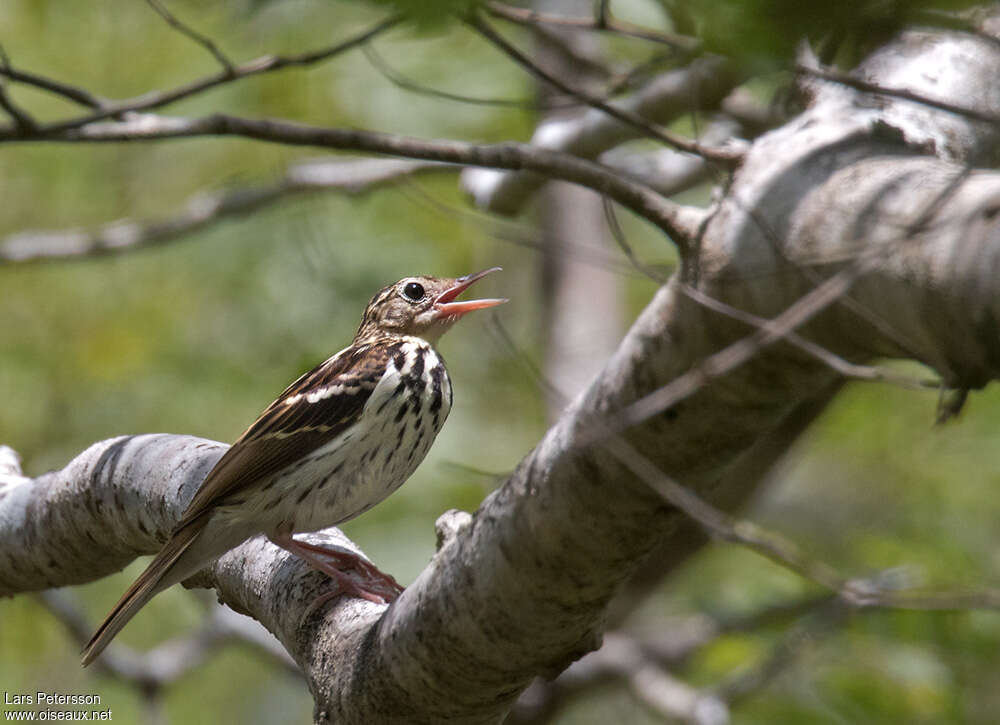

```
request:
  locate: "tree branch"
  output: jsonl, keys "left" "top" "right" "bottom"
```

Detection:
{"left": 0, "top": 114, "right": 704, "bottom": 250}
{"left": 20, "top": 16, "right": 401, "bottom": 135}
{"left": 485, "top": 1, "right": 700, "bottom": 53}
{"left": 0, "top": 158, "right": 449, "bottom": 263}
{"left": 0, "top": 60, "right": 106, "bottom": 110}
{"left": 466, "top": 14, "right": 740, "bottom": 164}
{"left": 460, "top": 54, "right": 745, "bottom": 215}
{"left": 144, "top": 0, "right": 235, "bottom": 73}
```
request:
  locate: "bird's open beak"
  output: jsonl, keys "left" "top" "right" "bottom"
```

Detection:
{"left": 434, "top": 267, "right": 507, "bottom": 318}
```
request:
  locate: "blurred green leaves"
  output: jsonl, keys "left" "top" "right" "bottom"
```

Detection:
{"left": 669, "top": 0, "right": 986, "bottom": 68}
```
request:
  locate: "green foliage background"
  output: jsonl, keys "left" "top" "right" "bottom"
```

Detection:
{"left": 0, "top": 1, "right": 998, "bottom": 723}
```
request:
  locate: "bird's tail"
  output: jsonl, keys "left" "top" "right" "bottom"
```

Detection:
{"left": 81, "top": 522, "right": 203, "bottom": 666}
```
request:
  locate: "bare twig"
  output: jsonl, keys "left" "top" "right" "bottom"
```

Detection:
{"left": 606, "top": 436, "right": 847, "bottom": 591}
{"left": 0, "top": 158, "right": 448, "bottom": 263}
{"left": 510, "top": 594, "right": 836, "bottom": 723}
{"left": 0, "top": 43, "right": 106, "bottom": 109}
{"left": 397, "top": 183, "right": 644, "bottom": 276}
{"left": 144, "top": 0, "right": 234, "bottom": 73}
{"left": 627, "top": 160, "right": 969, "bottom": 427}
{"left": 715, "top": 599, "right": 846, "bottom": 707}
{"left": 37, "top": 588, "right": 299, "bottom": 685}
{"left": 0, "top": 113, "right": 703, "bottom": 249}
{"left": 510, "top": 633, "right": 729, "bottom": 725}
{"left": 485, "top": 1, "right": 700, "bottom": 53}
{"left": 0, "top": 66, "right": 106, "bottom": 109}
{"left": 0, "top": 82, "right": 36, "bottom": 132}
{"left": 606, "top": 434, "right": 1000, "bottom": 613}
{"left": 612, "top": 259, "right": 878, "bottom": 434}
{"left": 601, "top": 197, "right": 668, "bottom": 282}
{"left": 362, "top": 44, "right": 544, "bottom": 109}
{"left": 680, "top": 284, "right": 940, "bottom": 391}
{"left": 594, "top": 0, "right": 610, "bottom": 28}
{"left": 34, "top": 16, "right": 401, "bottom": 135}
{"left": 461, "top": 53, "right": 743, "bottom": 215}
{"left": 601, "top": 117, "right": 743, "bottom": 198}
{"left": 467, "top": 14, "right": 742, "bottom": 166}
{"left": 363, "top": 40, "right": 642, "bottom": 111}
{"left": 0, "top": 48, "right": 37, "bottom": 132}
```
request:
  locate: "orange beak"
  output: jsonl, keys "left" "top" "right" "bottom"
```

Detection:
{"left": 433, "top": 267, "right": 507, "bottom": 319}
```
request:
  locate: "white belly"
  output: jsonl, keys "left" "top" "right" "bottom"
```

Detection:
{"left": 238, "top": 338, "right": 452, "bottom": 534}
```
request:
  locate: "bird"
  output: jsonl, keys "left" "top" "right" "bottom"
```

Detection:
{"left": 81, "top": 268, "right": 506, "bottom": 666}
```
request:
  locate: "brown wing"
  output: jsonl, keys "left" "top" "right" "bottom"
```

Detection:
{"left": 175, "top": 341, "right": 398, "bottom": 529}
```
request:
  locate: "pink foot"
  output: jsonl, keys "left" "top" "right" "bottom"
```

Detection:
{"left": 269, "top": 534, "right": 404, "bottom": 605}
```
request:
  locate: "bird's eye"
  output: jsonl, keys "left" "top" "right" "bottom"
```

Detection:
{"left": 402, "top": 281, "right": 425, "bottom": 301}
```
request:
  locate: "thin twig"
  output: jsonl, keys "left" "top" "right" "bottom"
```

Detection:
{"left": 0, "top": 82, "right": 36, "bottom": 132}
{"left": 0, "top": 46, "right": 37, "bottom": 132}
{"left": 722, "top": 168, "right": 971, "bottom": 382}
{"left": 466, "top": 14, "right": 742, "bottom": 166}
{"left": 486, "top": 1, "right": 700, "bottom": 53}
{"left": 397, "top": 182, "right": 643, "bottom": 276}
{"left": 362, "top": 44, "right": 545, "bottom": 109}
{"left": 510, "top": 632, "right": 729, "bottom": 725}
{"left": 715, "top": 599, "right": 846, "bottom": 706}
{"left": 605, "top": 435, "right": 1000, "bottom": 612}
{"left": 0, "top": 43, "right": 106, "bottom": 109}
{"left": 38, "top": 589, "right": 299, "bottom": 685}
{"left": 607, "top": 436, "right": 847, "bottom": 591}
{"left": 601, "top": 197, "right": 668, "bottom": 282}
{"left": 0, "top": 158, "right": 448, "bottom": 264}
{"left": 33, "top": 16, "right": 402, "bottom": 135}
{"left": 0, "top": 65, "right": 107, "bottom": 109}
{"left": 610, "top": 258, "right": 878, "bottom": 435}
{"left": 145, "top": 0, "right": 235, "bottom": 73}
{"left": 611, "top": 162, "right": 976, "bottom": 434}
{"left": 680, "top": 284, "right": 941, "bottom": 391}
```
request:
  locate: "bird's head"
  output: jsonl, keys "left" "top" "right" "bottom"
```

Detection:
{"left": 355, "top": 267, "right": 507, "bottom": 344}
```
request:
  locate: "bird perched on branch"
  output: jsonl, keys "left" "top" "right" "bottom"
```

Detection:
{"left": 82, "top": 268, "right": 506, "bottom": 666}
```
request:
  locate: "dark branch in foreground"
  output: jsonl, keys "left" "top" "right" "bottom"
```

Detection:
{"left": 0, "top": 113, "right": 704, "bottom": 250}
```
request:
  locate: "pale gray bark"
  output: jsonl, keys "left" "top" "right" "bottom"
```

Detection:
{"left": 0, "top": 159, "right": 447, "bottom": 263}
{"left": 460, "top": 54, "right": 743, "bottom": 214}
{"left": 3, "top": 19, "right": 1000, "bottom": 725}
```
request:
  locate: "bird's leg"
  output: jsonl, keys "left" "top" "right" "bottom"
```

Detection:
{"left": 268, "top": 533, "right": 403, "bottom": 605}
{"left": 289, "top": 538, "right": 405, "bottom": 595}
